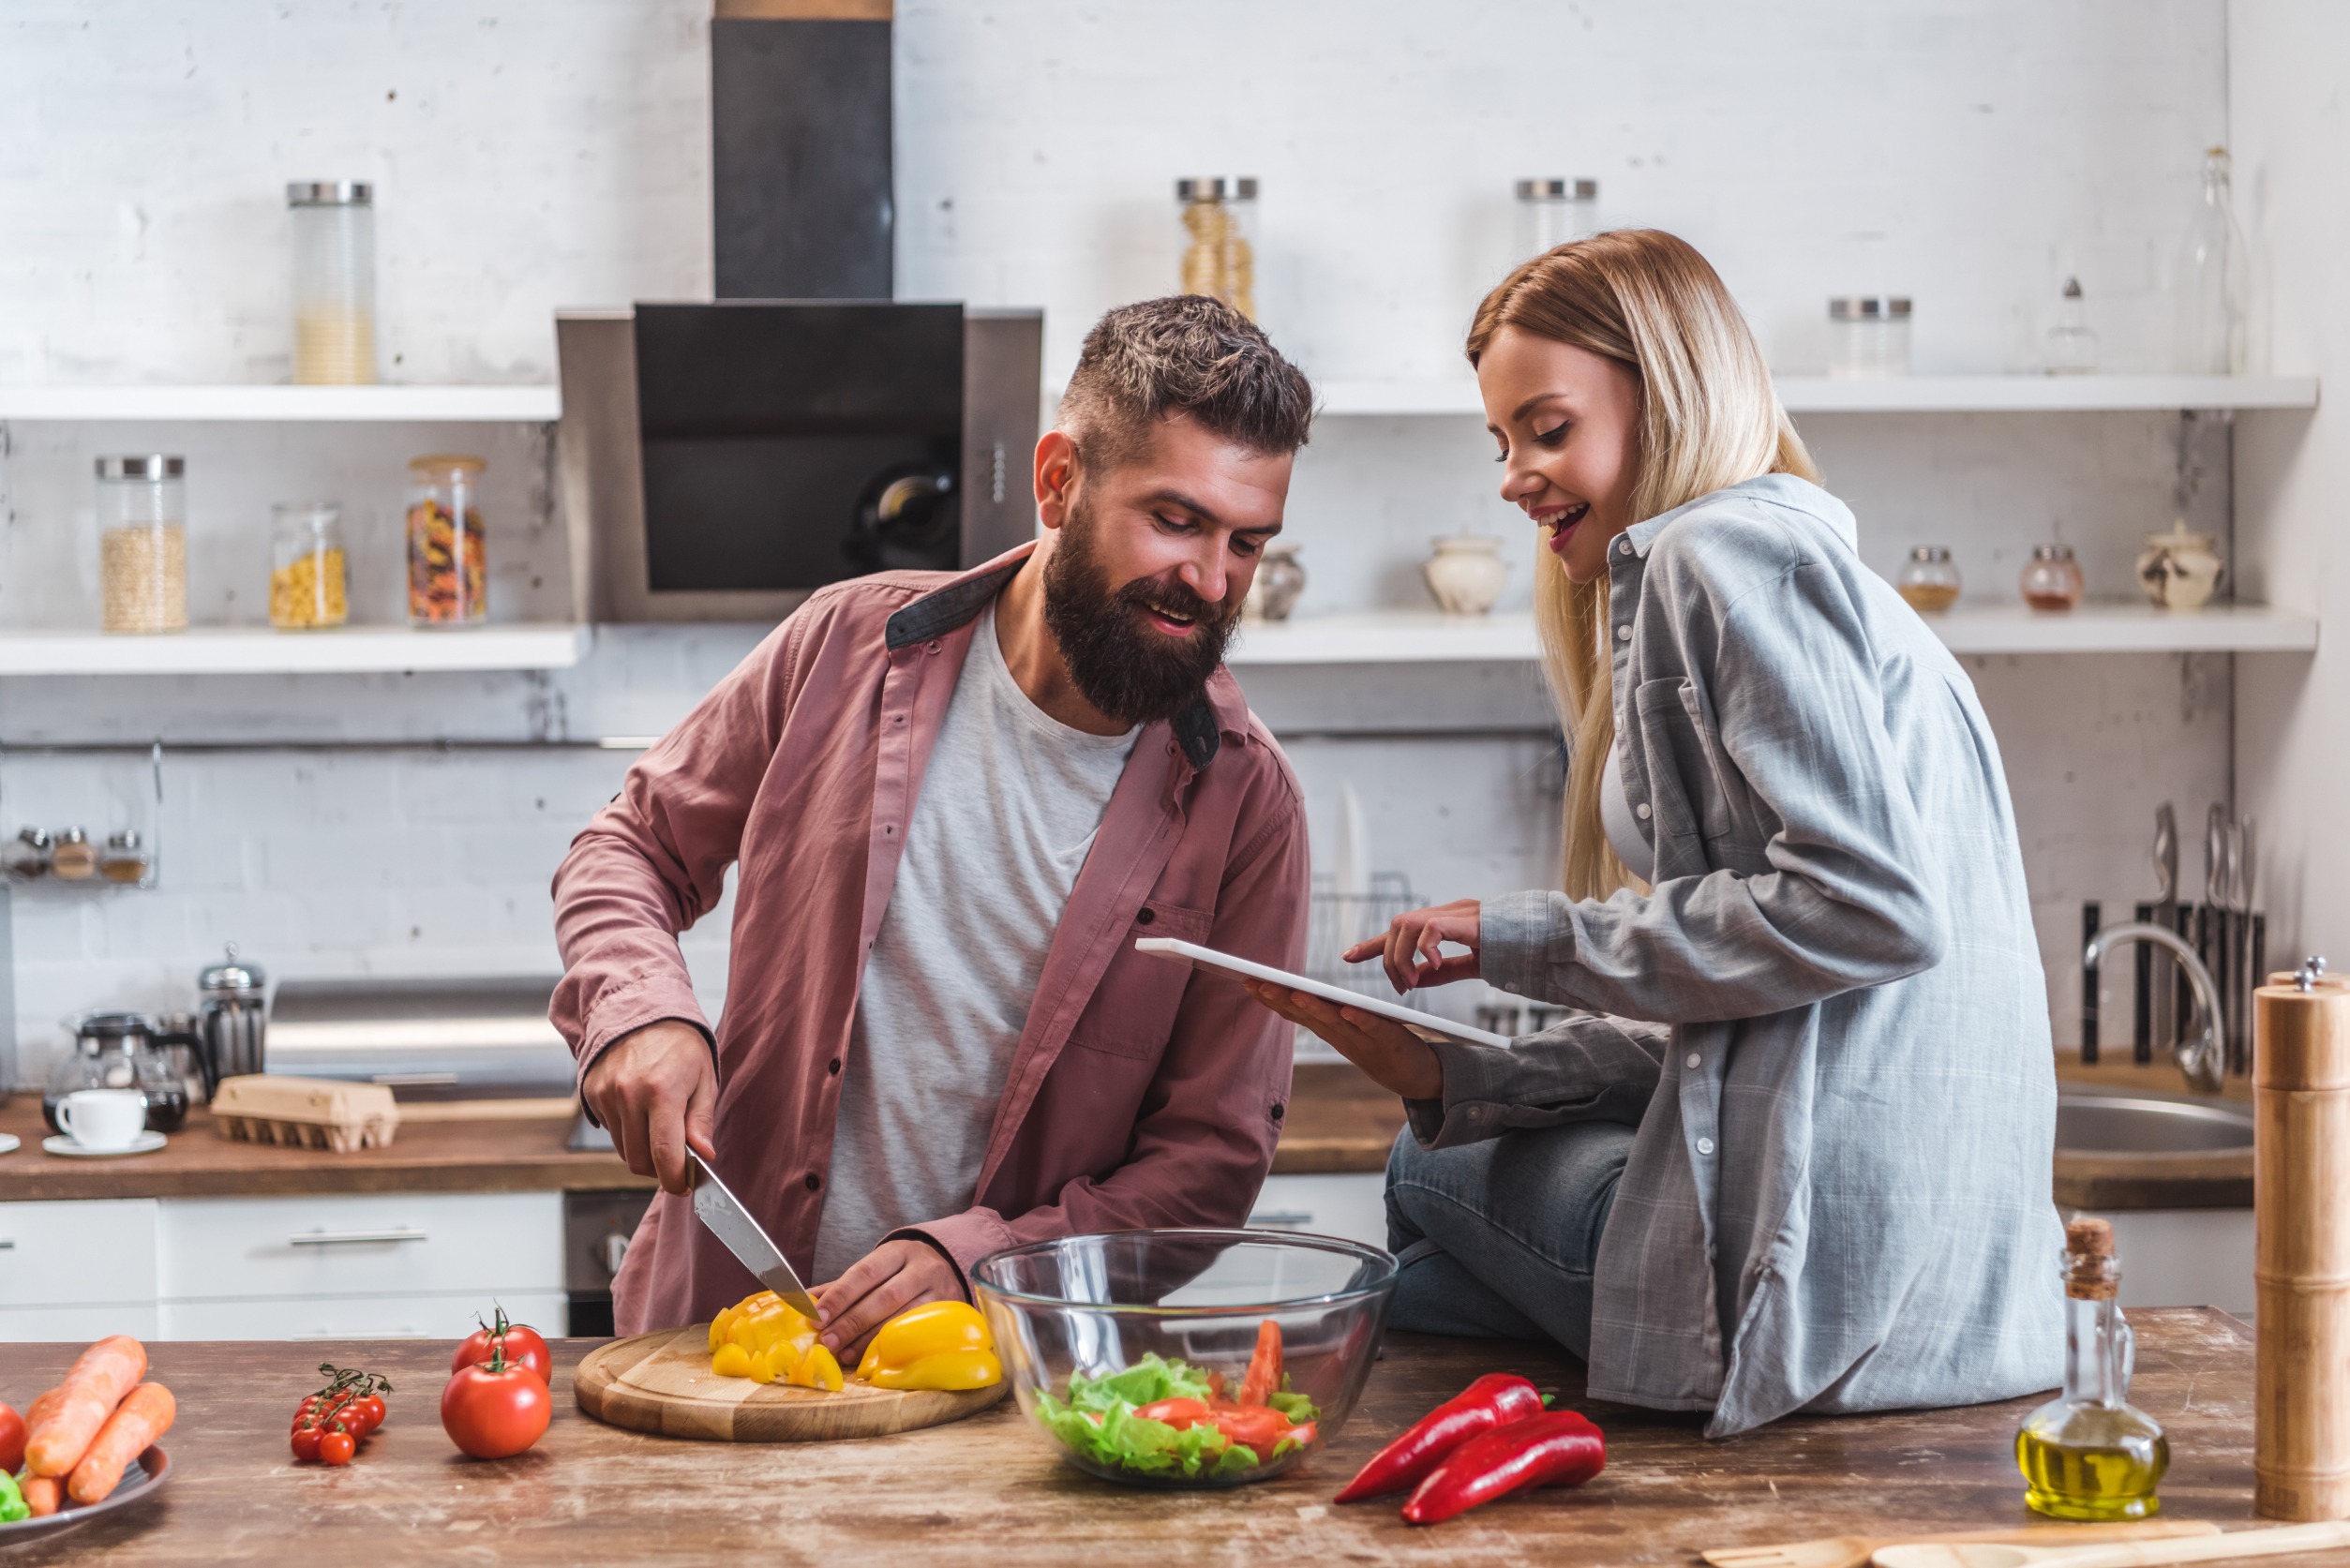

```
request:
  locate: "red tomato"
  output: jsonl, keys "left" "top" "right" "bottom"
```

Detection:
{"left": 0, "top": 1400, "right": 26, "bottom": 1474}
{"left": 1237, "top": 1319, "right": 1283, "bottom": 1407}
{"left": 1209, "top": 1404, "right": 1295, "bottom": 1454}
{"left": 452, "top": 1318, "right": 553, "bottom": 1386}
{"left": 290, "top": 1424, "right": 323, "bottom": 1462}
{"left": 317, "top": 1428, "right": 355, "bottom": 1466}
{"left": 351, "top": 1394, "right": 387, "bottom": 1433}
{"left": 441, "top": 1362, "right": 552, "bottom": 1459}
{"left": 1133, "top": 1397, "right": 1212, "bottom": 1430}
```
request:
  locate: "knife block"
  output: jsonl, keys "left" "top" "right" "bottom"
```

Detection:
{"left": 2255, "top": 965, "right": 2350, "bottom": 1519}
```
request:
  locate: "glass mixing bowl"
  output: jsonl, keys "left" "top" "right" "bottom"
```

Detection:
{"left": 971, "top": 1229, "right": 1397, "bottom": 1488}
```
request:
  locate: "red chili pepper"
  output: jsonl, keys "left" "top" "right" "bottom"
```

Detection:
{"left": 1400, "top": 1409, "right": 1606, "bottom": 1525}
{"left": 1333, "top": 1372, "right": 1547, "bottom": 1503}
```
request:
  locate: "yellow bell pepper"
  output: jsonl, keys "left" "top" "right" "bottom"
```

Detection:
{"left": 711, "top": 1341, "right": 754, "bottom": 1379}
{"left": 790, "top": 1343, "right": 846, "bottom": 1392}
{"left": 706, "top": 1289, "right": 823, "bottom": 1381}
{"left": 856, "top": 1300, "right": 1003, "bottom": 1391}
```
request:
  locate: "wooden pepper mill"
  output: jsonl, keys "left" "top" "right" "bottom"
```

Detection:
{"left": 2255, "top": 955, "right": 2350, "bottom": 1520}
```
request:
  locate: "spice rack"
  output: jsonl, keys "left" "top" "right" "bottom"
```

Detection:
{"left": 0, "top": 743, "right": 163, "bottom": 892}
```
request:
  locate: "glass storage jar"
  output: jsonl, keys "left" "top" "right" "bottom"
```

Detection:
{"left": 1828, "top": 296, "right": 1913, "bottom": 378}
{"left": 4, "top": 828, "right": 52, "bottom": 882}
{"left": 1514, "top": 178, "right": 1598, "bottom": 259}
{"left": 51, "top": 827, "right": 97, "bottom": 881}
{"left": 407, "top": 455, "right": 488, "bottom": 625}
{"left": 100, "top": 829, "right": 151, "bottom": 885}
{"left": 1176, "top": 178, "right": 1258, "bottom": 321}
{"left": 97, "top": 455, "right": 187, "bottom": 634}
{"left": 270, "top": 501, "right": 348, "bottom": 630}
{"left": 1897, "top": 545, "right": 1963, "bottom": 612}
{"left": 289, "top": 181, "right": 377, "bottom": 385}
{"left": 2023, "top": 544, "right": 2086, "bottom": 611}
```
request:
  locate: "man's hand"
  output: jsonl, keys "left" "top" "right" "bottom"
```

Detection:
{"left": 580, "top": 1020, "right": 717, "bottom": 1195}
{"left": 813, "top": 1238, "right": 965, "bottom": 1365}
{"left": 1241, "top": 979, "right": 1444, "bottom": 1101}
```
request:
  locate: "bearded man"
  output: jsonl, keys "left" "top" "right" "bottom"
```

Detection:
{"left": 550, "top": 295, "right": 1316, "bottom": 1351}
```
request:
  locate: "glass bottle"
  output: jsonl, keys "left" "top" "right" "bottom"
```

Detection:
{"left": 407, "top": 455, "right": 488, "bottom": 625}
{"left": 1515, "top": 178, "right": 1599, "bottom": 259}
{"left": 3, "top": 827, "right": 52, "bottom": 882}
{"left": 97, "top": 455, "right": 187, "bottom": 635}
{"left": 288, "top": 181, "right": 377, "bottom": 385}
{"left": 2047, "top": 277, "right": 2099, "bottom": 376}
{"left": 51, "top": 827, "right": 98, "bottom": 881}
{"left": 1176, "top": 178, "right": 1258, "bottom": 321}
{"left": 270, "top": 501, "right": 348, "bottom": 630}
{"left": 2016, "top": 1217, "right": 2168, "bottom": 1519}
{"left": 1828, "top": 297, "right": 1913, "bottom": 378}
{"left": 1897, "top": 546, "right": 1962, "bottom": 612}
{"left": 2175, "top": 147, "right": 2251, "bottom": 375}
{"left": 2022, "top": 545, "right": 2085, "bottom": 611}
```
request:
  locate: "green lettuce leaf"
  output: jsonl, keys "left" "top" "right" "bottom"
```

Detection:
{"left": 1037, "top": 1353, "right": 1324, "bottom": 1480}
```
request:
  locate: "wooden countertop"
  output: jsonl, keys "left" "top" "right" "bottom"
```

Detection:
{"left": 0, "top": 1063, "right": 1406, "bottom": 1201}
{"left": 2, "top": 1309, "right": 2321, "bottom": 1566}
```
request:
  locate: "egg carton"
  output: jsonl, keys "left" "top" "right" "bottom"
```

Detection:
{"left": 209, "top": 1074, "right": 400, "bottom": 1154}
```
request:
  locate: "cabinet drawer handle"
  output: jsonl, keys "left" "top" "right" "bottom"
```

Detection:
{"left": 1247, "top": 1211, "right": 1314, "bottom": 1230}
{"left": 0, "top": 1239, "right": 14, "bottom": 1250}
{"left": 288, "top": 1228, "right": 430, "bottom": 1247}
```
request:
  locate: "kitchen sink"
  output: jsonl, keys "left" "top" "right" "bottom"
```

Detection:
{"left": 2056, "top": 1092, "right": 2253, "bottom": 1156}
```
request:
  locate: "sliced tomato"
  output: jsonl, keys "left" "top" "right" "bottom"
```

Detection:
{"left": 1208, "top": 1403, "right": 1294, "bottom": 1453}
{"left": 1236, "top": 1318, "right": 1282, "bottom": 1407}
{"left": 1134, "top": 1397, "right": 1212, "bottom": 1430}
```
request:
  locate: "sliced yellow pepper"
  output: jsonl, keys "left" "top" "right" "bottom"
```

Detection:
{"left": 707, "top": 1289, "right": 824, "bottom": 1381}
{"left": 711, "top": 1341, "right": 754, "bottom": 1379}
{"left": 791, "top": 1343, "right": 846, "bottom": 1392}
{"left": 857, "top": 1301, "right": 1002, "bottom": 1391}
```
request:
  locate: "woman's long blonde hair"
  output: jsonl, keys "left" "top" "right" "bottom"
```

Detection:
{"left": 1466, "top": 230, "right": 1819, "bottom": 900}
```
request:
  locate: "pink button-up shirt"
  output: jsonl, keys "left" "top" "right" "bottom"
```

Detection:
{"left": 550, "top": 546, "right": 1310, "bottom": 1333}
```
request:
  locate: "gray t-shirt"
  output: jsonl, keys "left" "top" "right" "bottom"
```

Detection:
{"left": 811, "top": 603, "right": 1138, "bottom": 1282}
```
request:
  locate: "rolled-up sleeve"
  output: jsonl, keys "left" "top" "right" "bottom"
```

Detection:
{"left": 1404, "top": 1012, "right": 1667, "bottom": 1148}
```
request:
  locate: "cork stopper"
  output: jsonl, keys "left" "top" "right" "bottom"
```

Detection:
{"left": 2065, "top": 1217, "right": 2119, "bottom": 1299}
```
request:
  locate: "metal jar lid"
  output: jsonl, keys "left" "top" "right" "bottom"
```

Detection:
{"left": 199, "top": 942, "right": 266, "bottom": 995}
{"left": 1175, "top": 177, "right": 1258, "bottom": 202}
{"left": 2033, "top": 544, "right": 2076, "bottom": 561}
{"left": 95, "top": 455, "right": 185, "bottom": 481}
{"left": 1828, "top": 297, "right": 1913, "bottom": 321}
{"left": 1515, "top": 178, "right": 1598, "bottom": 201}
{"left": 287, "top": 181, "right": 373, "bottom": 207}
{"left": 1909, "top": 545, "right": 1952, "bottom": 562}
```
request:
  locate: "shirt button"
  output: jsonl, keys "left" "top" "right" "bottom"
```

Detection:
{"left": 1269, "top": 1102, "right": 1284, "bottom": 1122}
{"left": 1636, "top": 802, "right": 1652, "bottom": 820}
{"left": 828, "top": 1057, "right": 843, "bottom": 1075}
{"left": 1619, "top": 538, "right": 1633, "bottom": 556}
{"left": 1696, "top": 1137, "right": 1715, "bottom": 1157}
{"left": 1137, "top": 907, "right": 1156, "bottom": 925}
{"left": 883, "top": 825, "right": 894, "bottom": 836}
{"left": 1685, "top": 1052, "right": 1701, "bottom": 1069}
{"left": 804, "top": 1172, "right": 823, "bottom": 1191}
{"left": 1616, "top": 624, "right": 1632, "bottom": 641}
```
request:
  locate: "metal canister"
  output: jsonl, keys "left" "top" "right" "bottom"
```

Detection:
{"left": 195, "top": 944, "right": 268, "bottom": 1093}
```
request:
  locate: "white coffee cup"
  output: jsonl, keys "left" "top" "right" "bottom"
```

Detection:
{"left": 56, "top": 1088, "right": 148, "bottom": 1153}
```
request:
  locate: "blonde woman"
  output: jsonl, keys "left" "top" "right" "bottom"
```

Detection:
{"left": 1245, "top": 231, "right": 2061, "bottom": 1437}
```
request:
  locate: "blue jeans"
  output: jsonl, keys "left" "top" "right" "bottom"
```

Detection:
{"left": 1384, "top": 1119, "right": 1634, "bottom": 1360}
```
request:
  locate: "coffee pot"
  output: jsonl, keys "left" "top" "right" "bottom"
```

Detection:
{"left": 193, "top": 944, "right": 268, "bottom": 1095}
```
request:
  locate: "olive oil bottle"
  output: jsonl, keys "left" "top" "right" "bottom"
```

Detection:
{"left": 2015, "top": 1217, "right": 2168, "bottom": 1519}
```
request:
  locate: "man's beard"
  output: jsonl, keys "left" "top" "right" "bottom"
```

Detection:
{"left": 1040, "top": 499, "right": 1237, "bottom": 727}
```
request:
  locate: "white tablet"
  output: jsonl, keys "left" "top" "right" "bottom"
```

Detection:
{"left": 1134, "top": 936, "right": 1513, "bottom": 1050}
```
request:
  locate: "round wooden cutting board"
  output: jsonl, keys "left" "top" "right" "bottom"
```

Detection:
{"left": 574, "top": 1326, "right": 1011, "bottom": 1441}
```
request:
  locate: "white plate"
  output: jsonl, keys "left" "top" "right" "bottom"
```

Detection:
{"left": 42, "top": 1130, "right": 167, "bottom": 1158}
{"left": 0, "top": 1133, "right": 18, "bottom": 1155}
{"left": 1133, "top": 936, "right": 1514, "bottom": 1049}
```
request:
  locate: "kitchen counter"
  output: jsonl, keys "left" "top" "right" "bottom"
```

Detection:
{"left": 1, "top": 1308, "right": 2318, "bottom": 1566}
{"left": 0, "top": 1062, "right": 1406, "bottom": 1201}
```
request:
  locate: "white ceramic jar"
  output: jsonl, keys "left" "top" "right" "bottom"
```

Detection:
{"left": 2135, "top": 522, "right": 2224, "bottom": 611}
{"left": 1243, "top": 542, "right": 1305, "bottom": 621}
{"left": 1422, "top": 534, "right": 1510, "bottom": 617}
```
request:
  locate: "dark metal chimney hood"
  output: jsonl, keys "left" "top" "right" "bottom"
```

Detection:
{"left": 712, "top": 0, "right": 893, "bottom": 300}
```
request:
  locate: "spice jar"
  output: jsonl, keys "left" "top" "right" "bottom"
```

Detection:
{"left": 288, "top": 181, "right": 377, "bottom": 385}
{"left": 1828, "top": 296, "right": 1913, "bottom": 378}
{"left": 3, "top": 828, "right": 52, "bottom": 882}
{"left": 1176, "top": 178, "right": 1258, "bottom": 321}
{"left": 2135, "top": 522, "right": 2224, "bottom": 612}
{"left": 406, "top": 455, "right": 488, "bottom": 625}
{"left": 97, "top": 455, "right": 187, "bottom": 634}
{"left": 1514, "top": 178, "right": 1598, "bottom": 259}
{"left": 1897, "top": 545, "right": 1962, "bottom": 612}
{"left": 52, "top": 828, "right": 97, "bottom": 881}
{"left": 100, "top": 829, "right": 151, "bottom": 886}
{"left": 270, "top": 502, "right": 348, "bottom": 630}
{"left": 2022, "top": 545, "right": 2085, "bottom": 611}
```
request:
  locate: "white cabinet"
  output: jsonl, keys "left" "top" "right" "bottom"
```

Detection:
{"left": 157, "top": 1193, "right": 563, "bottom": 1302}
{"left": 1248, "top": 1173, "right": 1388, "bottom": 1251}
{"left": 0, "top": 1200, "right": 158, "bottom": 1310}
{"left": 159, "top": 1291, "right": 568, "bottom": 1342}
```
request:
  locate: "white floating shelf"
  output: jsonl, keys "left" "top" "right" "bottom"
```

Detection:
{"left": 1227, "top": 604, "right": 2315, "bottom": 665}
{"left": 0, "top": 385, "right": 561, "bottom": 422}
{"left": 1315, "top": 375, "right": 2319, "bottom": 418}
{"left": 0, "top": 624, "right": 591, "bottom": 676}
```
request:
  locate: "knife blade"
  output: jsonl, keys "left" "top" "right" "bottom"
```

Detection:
{"left": 687, "top": 1149, "right": 820, "bottom": 1320}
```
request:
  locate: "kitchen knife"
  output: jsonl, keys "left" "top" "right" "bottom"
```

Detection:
{"left": 686, "top": 1149, "right": 820, "bottom": 1320}
{"left": 2150, "top": 802, "right": 2178, "bottom": 1059}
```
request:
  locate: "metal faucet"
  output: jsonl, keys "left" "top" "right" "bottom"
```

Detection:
{"left": 2083, "top": 921, "right": 2225, "bottom": 1094}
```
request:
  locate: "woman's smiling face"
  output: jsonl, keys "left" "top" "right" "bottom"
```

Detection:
{"left": 1477, "top": 326, "right": 1642, "bottom": 585}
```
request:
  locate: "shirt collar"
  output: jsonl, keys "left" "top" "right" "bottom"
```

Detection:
{"left": 1612, "top": 471, "right": 1849, "bottom": 562}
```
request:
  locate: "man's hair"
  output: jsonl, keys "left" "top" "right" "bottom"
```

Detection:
{"left": 1055, "top": 295, "right": 1315, "bottom": 472}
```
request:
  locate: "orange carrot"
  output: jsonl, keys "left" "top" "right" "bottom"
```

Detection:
{"left": 66, "top": 1382, "right": 173, "bottom": 1506}
{"left": 24, "top": 1336, "right": 147, "bottom": 1477}
{"left": 20, "top": 1475, "right": 61, "bottom": 1516}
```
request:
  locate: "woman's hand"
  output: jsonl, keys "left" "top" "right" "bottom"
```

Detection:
{"left": 1344, "top": 898, "right": 1483, "bottom": 994}
{"left": 1241, "top": 979, "right": 1444, "bottom": 1101}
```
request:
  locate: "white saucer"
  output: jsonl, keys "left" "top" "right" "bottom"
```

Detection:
{"left": 0, "top": 1133, "right": 18, "bottom": 1155}
{"left": 42, "top": 1131, "right": 167, "bottom": 1158}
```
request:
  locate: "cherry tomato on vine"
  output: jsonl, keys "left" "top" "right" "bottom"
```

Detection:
{"left": 317, "top": 1429, "right": 355, "bottom": 1466}
{"left": 290, "top": 1425, "right": 323, "bottom": 1463}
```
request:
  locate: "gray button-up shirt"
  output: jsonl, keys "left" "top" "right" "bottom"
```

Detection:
{"left": 1409, "top": 473, "right": 2063, "bottom": 1437}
